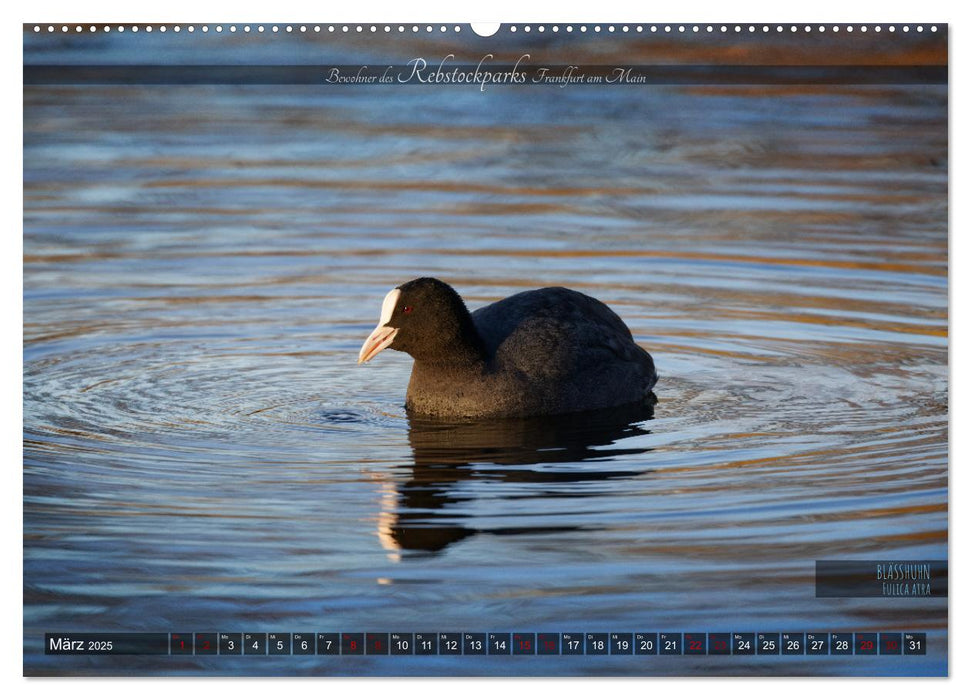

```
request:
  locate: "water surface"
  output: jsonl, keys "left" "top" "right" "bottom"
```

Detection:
{"left": 23, "top": 31, "right": 947, "bottom": 676}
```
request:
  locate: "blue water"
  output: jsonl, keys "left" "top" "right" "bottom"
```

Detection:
{"left": 23, "top": 27, "right": 947, "bottom": 676}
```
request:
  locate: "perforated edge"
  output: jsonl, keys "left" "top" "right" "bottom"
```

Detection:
{"left": 25, "top": 23, "right": 941, "bottom": 35}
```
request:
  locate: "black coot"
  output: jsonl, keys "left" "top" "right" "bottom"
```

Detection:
{"left": 358, "top": 277, "right": 658, "bottom": 418}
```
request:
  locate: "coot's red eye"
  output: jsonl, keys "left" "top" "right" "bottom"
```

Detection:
{"left": 403, "top": 305, "right": 413, "bottom": 314}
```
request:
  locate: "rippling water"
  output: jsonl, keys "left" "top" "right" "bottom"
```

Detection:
{"left": 23, "top": 32, "right": 947, "bottom": 676}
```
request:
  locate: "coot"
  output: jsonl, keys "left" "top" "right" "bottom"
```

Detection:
{"left": 358, "top": 277, "right": 657, "bottom": 418}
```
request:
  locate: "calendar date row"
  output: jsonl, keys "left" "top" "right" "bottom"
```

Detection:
{"left": 46, "top": 632, "right": 926, "bottom": 656}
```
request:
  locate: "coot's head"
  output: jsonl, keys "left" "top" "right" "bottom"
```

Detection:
{"left": 358, "top": 277, "right": 482, "bottom": 364}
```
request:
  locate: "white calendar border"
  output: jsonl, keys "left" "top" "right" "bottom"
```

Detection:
{"left": 6, "top": 0, "right": 964, "bottom": 697}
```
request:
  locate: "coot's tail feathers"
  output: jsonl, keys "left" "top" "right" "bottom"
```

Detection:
{"left": 643, "top": 349, "right": 659, "bottom": 394}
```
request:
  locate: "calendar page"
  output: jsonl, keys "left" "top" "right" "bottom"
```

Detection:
{"left": 23, "top": 20, "right": 948, "bottom": 677}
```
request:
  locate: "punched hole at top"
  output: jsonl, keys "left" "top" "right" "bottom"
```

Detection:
{"left": 470, "top": 23, "right": 500, "bottom": 37}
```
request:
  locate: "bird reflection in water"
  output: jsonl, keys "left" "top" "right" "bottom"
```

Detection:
{"left": 377, "top": 398, "right": 656, "bottom": 557}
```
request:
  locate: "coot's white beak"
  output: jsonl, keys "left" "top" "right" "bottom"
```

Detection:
{"left": 358, "top": 325, "right": 398, "bottom": 364}
{"left": 358, "top": 288, "right": 401, "bottom": 364}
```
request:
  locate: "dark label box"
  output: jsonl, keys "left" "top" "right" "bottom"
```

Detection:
{"left": 366, "top": 633, "right": 389, "bottom": 655}
{"left": 513, "top": 633, "right": 535, "bottom": 655}
{"left": 390, "top": 633, "right": 413, "bottom": 655}
{"left": 268, "top": 633, "right": 290, "bottom": 655}
{"left": 635, "top": 633, "right": 658, "bottom": 655}
{"left": 341, "top": 633, "right": 364, "bottom": 655}
{"left": 816, "top": 560, "right": 947, "bottom": 598}
{"left": 415, "top": 633, "right": 437, "bottom": 655}
{"left": 684, "top": 633, "right": 706, "bottom": 655}
{"left": 316, "top": 633, "right": 339, "bottom": 655}
{"left": 195, "top": 633, "right": 217, "bottom": 655}
{"left": 537, "top": 633, "right": 559, "bottom": 655}
{"left": 463, "top": 633, "right": 486, "bottom": 655}
{"left": 439, "top": 633, "right": 462, "bottom": 655}
{"left": 757, "top": 633, "right": 780, "bottom": 655}
{"left": 562, "top": 633, "right": 584, "bottom": 655}
{"left": 660, "top": 633, "right": 682, "bottom": 655}
{"left": 708, "top": 633, "right": 731, "bottom": 655}
{"left": 610, "top": 633, "right": 633, "bottom": 655}
{"left": 782, "top": 633, "right": 804, "bottom": 655}
{"left": 807, "top": 633, "right": 829, "bottom": 655}
{"left": 489, "top": 633, "right": 511, "bottom": 655}
{"left": 292, "top": 633, "right": 314, "bottom": 655}
{"left": 243, "top": 633, "right": 266, "bottom": 655}
{"left": 831, "top": 633, "right": 853, "bottom": 655}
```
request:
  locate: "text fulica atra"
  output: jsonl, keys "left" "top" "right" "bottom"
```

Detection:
{"left": 358, "top": 277, "right": 658, "bottom": 418}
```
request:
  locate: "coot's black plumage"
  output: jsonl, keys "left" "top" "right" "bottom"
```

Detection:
{"left": 358, "top": 277, "right": 657, "bottom": 418}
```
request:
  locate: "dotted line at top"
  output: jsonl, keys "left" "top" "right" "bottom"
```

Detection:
{"left": 29, "top": 24, "right": 940, "bottom": 35}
